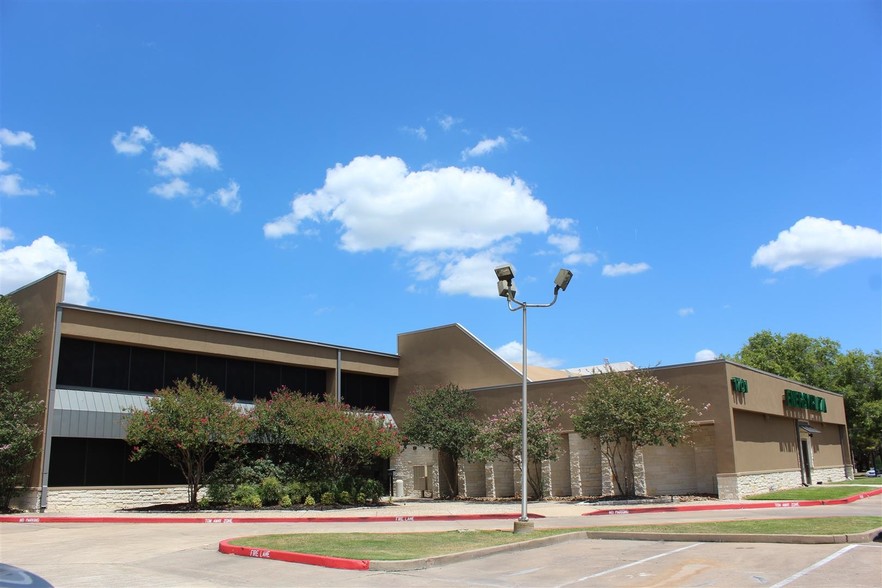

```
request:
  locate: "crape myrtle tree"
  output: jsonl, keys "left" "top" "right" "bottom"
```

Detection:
{"left": 475, "top": 399, "right": 563, "bottom": 499}
{"left": 728, "top": 331, "right": 882, "bottom": 471}
{"left": 126, "top": 375, "right": 255, "bottom": 508}
{"left": 252, "top": 389, "right": 401, "bottom": 485}
{"left": 0, "top": 297, "right": 44, "bottom": 510}
{"left": 399, "top": 383, "right": 480, "bottom": 497}
{"left": 572, "top": 366, "right": 698, "bottom": 497}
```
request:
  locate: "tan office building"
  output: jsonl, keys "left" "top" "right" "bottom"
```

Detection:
{"left": 8, "top": 273, "right": 852, "bottom": 510}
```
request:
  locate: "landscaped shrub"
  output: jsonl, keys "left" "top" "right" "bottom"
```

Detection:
{"left": 360, "top": 478, "right": 384, "bottom": 503}
{"left": 259, "top": 476, "right": 283, "bottom": 505}
{"left": 279, "top": 494, "right": 292, "bottom": 508}
{"left": 338, "top": 490, "right": 352, "bottom": 505}
{"left": 236, "top": 458, "right": 286, "bottom": 487}
{"left": 206, "top": 482, "right": 235, "bottom": 506}
{"left": 320, "top": 491, "right": 335, "bottom": 506}
{"left": 304, "top": 495, "right": 316, "bottom": 506}
{"left": 283, "top": 481, "right": 304, "bottom": 504}
{"left": 231, "top": 484, "right": 262, "bottom": 509}
{"left": 356, "top": 492, "right": 367, "bottom": 505}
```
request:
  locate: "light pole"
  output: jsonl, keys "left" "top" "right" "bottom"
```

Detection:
{"left": 494, "top": 265, "right": 573, "bottom": 534}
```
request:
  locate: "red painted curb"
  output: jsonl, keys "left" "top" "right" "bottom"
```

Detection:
{"left": 0, "top": 512, "right": 544, "bottom": 524}
{"left": 583, "top": 487, "right": 882, "bottom": 516}
{"left": 219, "top": 539, "right": 369, "bottom": 570}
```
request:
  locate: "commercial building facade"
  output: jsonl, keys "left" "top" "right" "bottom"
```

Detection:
{"left": 8, "top": 273, "right": 852, "bottom": 510}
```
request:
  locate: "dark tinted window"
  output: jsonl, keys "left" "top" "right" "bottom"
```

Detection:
{"left": 164, "top": 352, "right": 197, "bottom": 387}
{"left": 129, "top": 346, "right": 164, "bottom": 392}
{"left": 281, "top": 365, "right": 307, "bottom": 394}
{"left": 226, "top": 359, "right": 254, "bottom": 401}
{"left": 254, "top": 362, "right": 280, "bottom": 399}
{"left": 49, "top": 437, "right": 186, "bottom": 486}
{"left": 92, "top": 343, "right": 130, "bottom": 390}
{"left": 57, "top": 338, "right": 93, "bottom": 387}
{"left": 341, "top": 373, "right": 389, "bottom": 411}
{"left": 196, "top": 355, "right": 226, "bottom": 390}
{"left": 305, "top": 369, "right": 327, "bottom": 398}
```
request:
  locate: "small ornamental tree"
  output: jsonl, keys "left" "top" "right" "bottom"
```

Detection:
{"left": 476, "top": 399, "right": 563, "bottom": 499}
{"left": 253, "top": 390, "right": 401, "bottom": 484}
{"left": 126, "top": 375, "right": 254, "bottom": 508}
{"left": 0, "top": 297, "right": 43, "bottom": 510}
{"left": 399, "top": 383, "right": 479, "bottom": 496}
{"left": 572, "top": 366, "right": 698, "bottom": 497}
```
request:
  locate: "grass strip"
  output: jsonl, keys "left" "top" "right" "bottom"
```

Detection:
{"left": 583, "top": 517, "right": 882, "bottom": 536}
{"left": 228, "top": 517, "right": 882, "bottom": 561}
{"left": 227, "top": 529, "right": 575, "bottom": 560}
{"left": 745, "top": 486, "right": 877, "bottom": 500}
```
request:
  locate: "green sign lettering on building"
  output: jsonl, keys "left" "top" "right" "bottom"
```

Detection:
{"left": 731, "top": 377, "right": 748, "bottom": 393}
{"left": 784, "top": 389, "right": 827, "bottom": 413}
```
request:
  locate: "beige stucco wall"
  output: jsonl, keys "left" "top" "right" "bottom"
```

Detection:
{"left": 59, "top": 305, "right": 398, "bottom": 378}
{"left": 6, "top": 271, "right": 66, "bottom": 489}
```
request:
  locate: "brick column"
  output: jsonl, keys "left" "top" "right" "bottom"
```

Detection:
{"left": 484, "top": 462, "right": 496, "bottom": 498}
{"left": 457, "top": 461, "right": 468, "bottom": 498}
{"left": 568, "top": 433, "right": 583, "bottom": 497}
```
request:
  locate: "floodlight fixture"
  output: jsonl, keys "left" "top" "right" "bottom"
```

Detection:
{"left": 494, "top": 264, "right": 515, "bottom": 284}
{"left": 554, "top": 268, "right": 573, "bottom": 292}
{"left": 497, "top": 280, "right": 517, "bottom": 299}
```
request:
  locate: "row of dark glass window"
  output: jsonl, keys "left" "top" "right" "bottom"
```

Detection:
{"left": 55, "top": 337, "right": 391, "bottom": 410}
{"left": 47, "top": 437, "right": 389, "bottom": 487}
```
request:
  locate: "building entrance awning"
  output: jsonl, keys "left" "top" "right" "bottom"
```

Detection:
{"left": 798, "top": 422, "right": 821, "bottom": 434}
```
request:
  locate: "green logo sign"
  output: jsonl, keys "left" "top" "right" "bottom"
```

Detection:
{"left": 784, "top": 389, "right": 827, "bottom": 413}
{"left": 731, "top": 377, "right": 748, "bottom": 393}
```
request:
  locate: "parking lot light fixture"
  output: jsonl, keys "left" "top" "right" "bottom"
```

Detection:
{"left": 493, "top": 265, "right": 573, "bottom": 533}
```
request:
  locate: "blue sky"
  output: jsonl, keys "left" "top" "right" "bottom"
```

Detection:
{"left": 1, "top": 0, "right": 880, "bottom": 371}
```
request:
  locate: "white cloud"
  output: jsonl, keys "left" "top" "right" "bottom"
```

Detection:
{"left": 264, "top": 155, "right": 549, "bottom": 252}
{"left": 0, "top": 129, "right": 40, "bottom": 196}
{"left": 210, "top": 181, "right": 241, "bottom": 212}
{"left": 0, "top": 174, "right": 38, "bottom": 196}
{"left": 113, "top": 128, "right": 238, "bottom": 211}
{"left": 751, "top": 216, "right": 882, "bottom": 272}
{"left": 0, "top": 236, "right": 92, "bottom": 304}
{"left": 494, "top": 340, "right": 564, "bottom": 369}
{"left": 678, "top": 307, "right": 695, "bottom": 317}
{"left": 509, "top": 128, "right": 530, "bottom": 142}
{"left": 111, "top": 125, "right": 154, "bottom": 155}
{"left": 153, "top": 142, "right": 220, "bottom": 176}
{"left": 548, "top": 225, "right": 598, "bottom": 266}
{"left": 0, "top": 128, "right": 36, "bottom": 149}
{"left": 402, "top": 126, "right": 427, "bottom": 140}
{"left": 149, "top": 178, "right": 191, "bottom": 199}
{"left": 462, "top": 136, "right": 507, "bottom": 159}
{"left": 694, "top": 349, "right": 716, "bottom": 362}
{"left": 602, "top": 262, "right": 651, "bottom": 277}
{"left": 564, "top": 252, "right": 599, "bottom": 265}
{"left": 438, "top": 249, "right": 513, "bottom": 298}
{"left": 548, "top": 234, "right": 580, "bottom": 254}
{"left": 437, "top": 114, "right": 461, "bottom": 131}
{"left": 0, "top": 227, "right": 13, "bottom": 243}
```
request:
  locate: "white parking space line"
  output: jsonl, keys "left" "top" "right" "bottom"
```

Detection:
{"left": 556, "top": 542, "right": 701, "bottom": 587}
{"left": 768, "top": 544, "right": 860, "bottom": 588}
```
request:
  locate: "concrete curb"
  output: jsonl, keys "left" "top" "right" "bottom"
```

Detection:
{"left": 579, "top": 527, "right": 882, "bottom": 544}
{"left": 0, "top": 512, "right": 543, "bottom": 524}
{"left": 583, "top": 487, "right": 882, "bottom": 516}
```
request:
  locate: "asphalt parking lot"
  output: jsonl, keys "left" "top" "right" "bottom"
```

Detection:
{"left": 2, "top": 495, "right": 880, "bottom": 587}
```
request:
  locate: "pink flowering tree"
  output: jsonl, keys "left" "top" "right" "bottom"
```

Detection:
{"left": 253, "top": 390, "right": 401, "bottom": 484}
{"left": 476, "top": 400, "right": 563, "bottom": 499}
{"left": 572, "top": 365, "right": 699, "bottom": 496}
{"left": 126, "top": 375, "right": 255, "bottom": 508}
